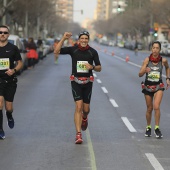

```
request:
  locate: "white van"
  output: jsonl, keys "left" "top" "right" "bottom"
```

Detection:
{"left": 157, "top": 40, "right": 169, "bottom": 55}
{"left": 8, "top": 35, "right": 28, "bottom": 74}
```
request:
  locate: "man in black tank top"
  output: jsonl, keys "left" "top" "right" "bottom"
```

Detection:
{"left": 54, "top": 31, "right": 101, "bottom": 144}
{"left": 139, "top": 41, "right": 170, "bottom": 139}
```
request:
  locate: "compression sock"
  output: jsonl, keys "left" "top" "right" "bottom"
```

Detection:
{"left": 0, "top": 110, "right": 3, "bottom": 130}
{"left": 6, "top": 111, "right": 13, "bottom": 119}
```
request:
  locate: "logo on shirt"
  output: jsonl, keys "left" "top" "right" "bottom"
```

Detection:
{"left": 150, "top": 66, "right": 159, "bottom": 71}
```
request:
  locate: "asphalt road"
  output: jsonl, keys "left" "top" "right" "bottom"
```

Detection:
{"left": 0, "top": 44, "right": 170, "bottom": 170}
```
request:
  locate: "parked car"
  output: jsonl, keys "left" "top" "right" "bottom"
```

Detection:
{"left": 8, "top": 35, "right": 28, "bottom": 74}
{"left": 42, "top": 40, "right": 50, "bottom": 57}
{"left": 158, "top": 40, "right": 168, "bottom": 55}
{"left": 45, "top": 38, "right": 55, "bottom": 53}
{"left": 163, "top": 43, "right": 170, "bottom": 56}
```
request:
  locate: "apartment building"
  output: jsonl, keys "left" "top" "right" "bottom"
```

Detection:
{"left": 56, "top": 0, "right": 73, "bottom": 22}
{"left": 96, "top": 0, "right": 127, "bottom": 20}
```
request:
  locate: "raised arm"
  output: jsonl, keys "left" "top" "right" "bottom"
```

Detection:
{"left": 54, "top": 32, "right": 72, "bottom": 56}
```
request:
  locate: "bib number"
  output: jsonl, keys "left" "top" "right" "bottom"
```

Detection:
{"left": 147, "top": 71, "right": 160, "bottom": 82}
{"left": 0, "top": 58, "right": 10, "bottom": 70}
{"left": 77, "top": 61, "right": 89, "bottom": 73}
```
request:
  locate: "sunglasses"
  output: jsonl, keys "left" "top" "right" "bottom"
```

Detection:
{"left": 0, "top": 31, "right": 9, "bottom": 34}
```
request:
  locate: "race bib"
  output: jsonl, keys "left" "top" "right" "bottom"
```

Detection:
{"left": 77, "top": 61, "right": 89, "bottom": 73}
{"left": 0, "top": 58, "right": 10, "bottom": 70}
{"left": 147, "top": 71, "right": 160, "bottom": 82}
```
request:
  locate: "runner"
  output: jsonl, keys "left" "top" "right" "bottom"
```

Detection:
{"left": 54, "top": 31, "right": 101, "bottom": 144}
{"left": 0, "top": 25, "right": 23, "bottom": 139}
{"left": 53, "top": 39, "right": 59, "bottom": 64}
{"left": 138, "top": 41, "right": 170, "bottom": 139}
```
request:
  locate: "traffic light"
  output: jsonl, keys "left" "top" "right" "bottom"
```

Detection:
{"left": 117, "top": 5, "right": 121, "bottom": 12}
{"left": 154, "top": 27, "right": 158, "bottom": 37}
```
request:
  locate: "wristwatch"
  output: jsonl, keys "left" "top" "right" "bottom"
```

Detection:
{"left": 166, "top": 77, "right": 170, "bottom": 80}
{"left": 92, "top": 65, "right": 95, "bottom": 70}
{"left": 14, "top": 68, "right": 17, "bottom": 73}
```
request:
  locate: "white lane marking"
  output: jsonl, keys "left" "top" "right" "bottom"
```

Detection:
{"left": 96, "top": 79, "right": 102, "bottom": 83}
{"left": 101, "top": 87, "right": 108, "bottom": 93}
{"left": 110, "top": 98, "right": 119, "bottom": 107}
{"left": 86, "top": 129, "right": 97, "bottom": 170}
{"left": 145, "top": 153, "right": 164, "bottom": 170}
{"left": 121, "top": 117, "right": 137, "bottom": 132}
{"left": 93, "top": 73, "right": 97, "bottom": 77}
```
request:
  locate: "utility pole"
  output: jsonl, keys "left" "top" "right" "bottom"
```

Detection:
{"left": 25, "top": 11, "right": 28, "bottom": 37}
{"left": 37, "top": 15, "right": 40, "bottom": 37}
{"left": 2, "top": 0, "right": 7, "bottom": 25}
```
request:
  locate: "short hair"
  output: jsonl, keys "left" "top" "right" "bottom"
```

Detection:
{"left": 152, "top": 41, "right": 161, "bottom": 50}
{"left": 0, "top": 25, "right": 10, "bottom": 32}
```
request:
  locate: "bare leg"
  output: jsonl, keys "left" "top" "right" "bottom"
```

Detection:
{"left": 144, "top": 95, "right": 153, "bottom": 126}
{"left": 153, "top": 90, "right": 163, "bottom": 126}
{"left": 74, "top": 100, "right": 83, "bottom": 133}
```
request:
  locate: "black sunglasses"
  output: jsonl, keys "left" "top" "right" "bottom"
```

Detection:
{"left": 0, "top": 31, "right": 9, "bottom": 34}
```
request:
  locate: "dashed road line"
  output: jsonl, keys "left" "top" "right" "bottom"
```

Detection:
{"left": 109, "top": 98, "right": 118, "bottom": 107}
{"left": 145, "top": 153, "right": 164, "bottom": 170}
{"left": 101, "top": 87, "right": 108, "bottom": 93}
{"left": 93, "top": 73, "right": 97, "bottom": 77}
{"left": 96, "top": 79, "right": 102, "bottom": 83}
{"left": 121, "top": 117, "right": 137, "bottom": 132}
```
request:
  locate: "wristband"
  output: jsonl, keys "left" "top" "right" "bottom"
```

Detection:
{"left": 92, "top": 65, "right": 95, "bottom": 70}
{"left": 14, "top": 69, "right": 17, "bottom": 73}
{"left": 166, "top": 78, "right": 170, "bottom": 80}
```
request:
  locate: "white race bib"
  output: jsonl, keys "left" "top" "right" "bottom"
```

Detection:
{"left": 0, "top": 58, "right": 10, "bottom": 70}
{"left": 77, "top": 61, "right": 89, "bottom": 73}
{"left": 147, "top": 71, "right": 160, "bottom": 82}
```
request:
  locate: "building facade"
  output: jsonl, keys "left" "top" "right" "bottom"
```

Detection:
{"left": 56, "top": 0, "right": 73, "bottom": 22}
{"left": 96, "top": 0, "right": 127, "bottom": 20}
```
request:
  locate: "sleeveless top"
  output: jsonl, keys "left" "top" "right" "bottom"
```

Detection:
{"left": 145, "top": 58, "right": 163, "bottom": 85}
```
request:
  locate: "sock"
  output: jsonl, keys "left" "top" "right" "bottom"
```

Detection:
{"left": 155, "top": 125, "right": 159, "bottom": 130}
{"left": 6, "top": 111, "right": 13, "bottom": 119}
{"left": 0, "top": 110, "right": 3, "bottom": 130}
{"left": 146, "top": 125, "right": 151, "bottom": 129}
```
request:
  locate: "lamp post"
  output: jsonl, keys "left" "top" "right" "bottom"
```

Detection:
{"left": 2, "top": 0, "right": 7, "bottom": 25}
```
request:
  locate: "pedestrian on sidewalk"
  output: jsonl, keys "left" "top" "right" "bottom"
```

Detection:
{"left": 54, "top": 31, "right": 101, "bottom": 144}
{"left": 0, "top": 25, "right": 23, "bottom": 139}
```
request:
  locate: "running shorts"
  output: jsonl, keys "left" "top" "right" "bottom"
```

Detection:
{"left": 0, "top": 78, "right": 17, "bottom": 102}
{"left": 71, "top": 81, "right": 93, "bottom": 104}
{"left": 142, "top": 88, "right": 164, "bottom": 97}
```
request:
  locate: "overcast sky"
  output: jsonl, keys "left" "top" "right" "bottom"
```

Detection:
{"left": 73, "top": 0, "right": 97, "bottom": 24}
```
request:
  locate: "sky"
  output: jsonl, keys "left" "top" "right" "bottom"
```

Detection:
{"left": 73, "top": 0, "right": 97, "bottom": 24}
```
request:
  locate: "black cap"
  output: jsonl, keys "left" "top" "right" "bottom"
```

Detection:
{"left": 78, "top": 31, "right": 90, "bottom": 39}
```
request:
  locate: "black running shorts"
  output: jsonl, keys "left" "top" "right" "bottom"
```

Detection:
{"left": 71, "top": 81, "right": 93, "bottom": 104}
{"left": 0, "top": 80, "right": 17, "bottom": 102}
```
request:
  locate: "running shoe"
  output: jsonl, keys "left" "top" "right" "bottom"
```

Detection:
{"left": 75, "top": 132, "right": 83, "bottom": 144}
{"left": 0, "top": 129, "right": 5, "bottom": 140}
{"left": 81, "top": 117, "right": 88, "bottom": 131}
{"left": 55, "top": 59, "right": 58, "bottom": 64}
{"left": 6, "top": 113, "right": 14, "bottom": 129}
{"left": 145, "top": 127, "right": 151, "bottom": 137}
{"left": 154, "top": 128, "right": 163, "bottom": 138}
